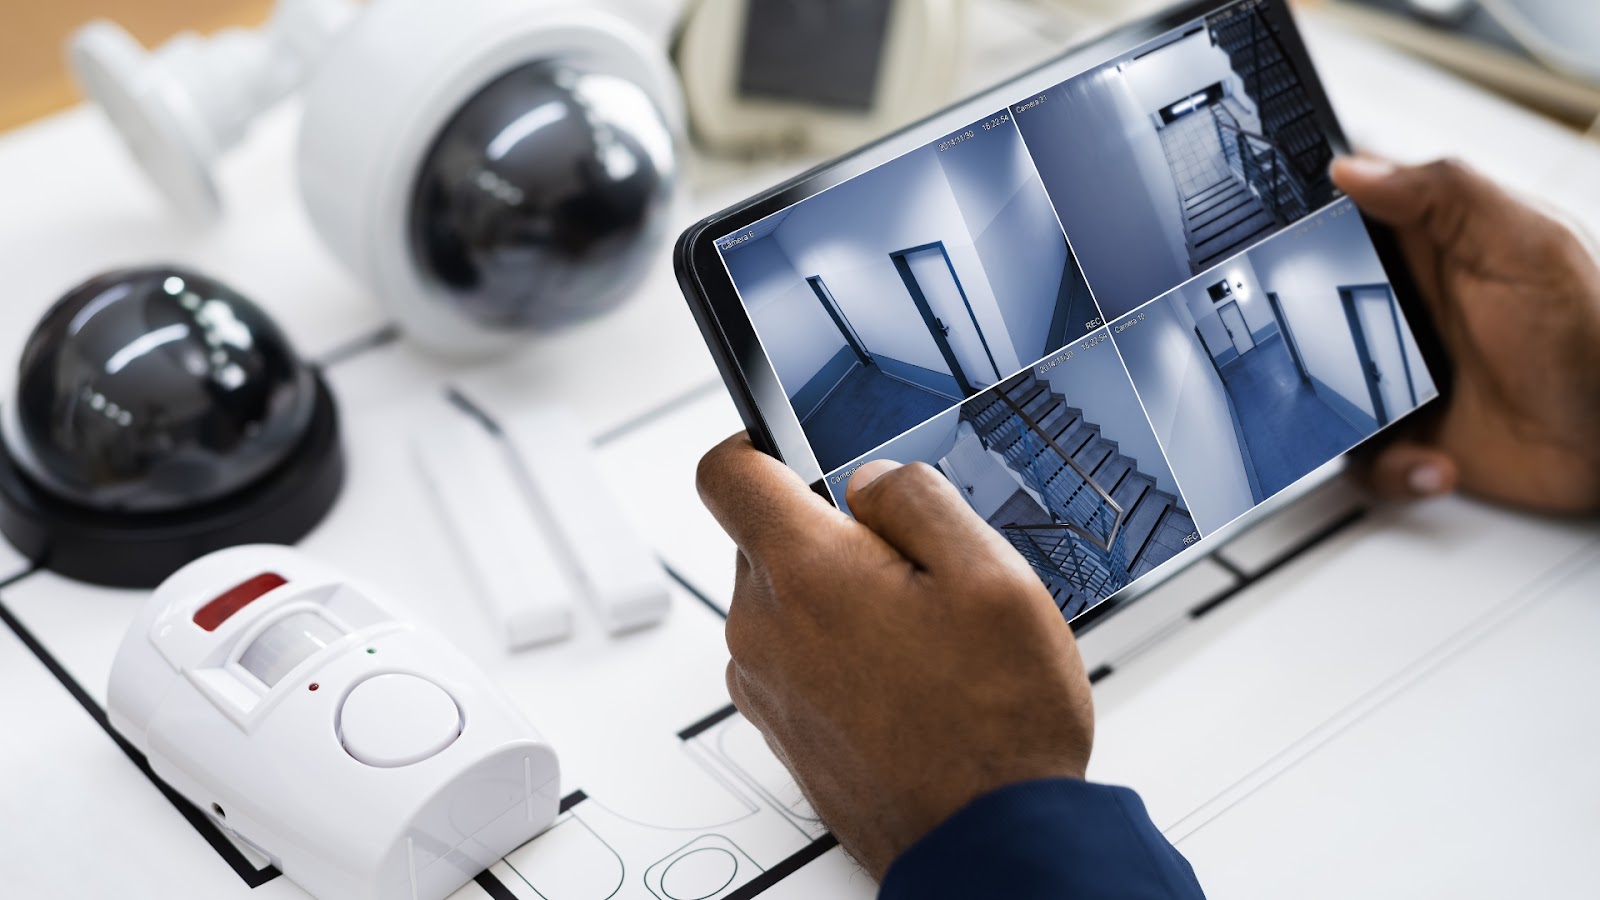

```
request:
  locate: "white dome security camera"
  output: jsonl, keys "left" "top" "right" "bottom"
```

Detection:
{"left": 70, "top": 0, "right": 684, "bottom": 358}
{"left": 297, "top": 0, "right": 683, "bottom": 357}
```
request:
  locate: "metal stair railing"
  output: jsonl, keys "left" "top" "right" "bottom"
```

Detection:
{"left": 1004, "top": 525, "right": 1117, "bottom": 602}
{"left": 1211, "top": 0, "right": 1329, "bottom": 187}
{"left": 969, "top": 389, "right": 1132, "bottom": 597}
{"left": 1211, "top": 103, "right": 1308, "bottom": 224}
{"left": 996, "top": 392, "right": 1122, "bottom": 544}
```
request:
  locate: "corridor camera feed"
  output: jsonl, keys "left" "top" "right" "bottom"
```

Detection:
{"left": 717, "top": 111, "right": 1096, "bottom": 472}
{"left": 1013, "top": 0, "right": 1338, "bottom": 320}
{"left": 1112, "top": 200, "right": 1438, "bottom": 534}
{"left": 711, "top": 0, "right": 1439, "bottom": 622}
{"left": 828, "top": 330, "right": 1197, "bottom": 619}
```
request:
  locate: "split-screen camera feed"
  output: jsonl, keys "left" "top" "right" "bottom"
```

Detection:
{"left": 719, "top": 108, "right": 1097, "bottom": 473}
{"left": 715, "top": 0, "right": 1440, "bottom": 621}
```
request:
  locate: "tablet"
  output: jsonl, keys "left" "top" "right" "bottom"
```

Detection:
{"left": 675, "top": 0, "right": 1448, "bottom": 630}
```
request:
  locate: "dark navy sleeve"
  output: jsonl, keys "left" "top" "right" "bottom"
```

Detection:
{"left": 879, "top": 779, "right": 1205, "bottom": 900}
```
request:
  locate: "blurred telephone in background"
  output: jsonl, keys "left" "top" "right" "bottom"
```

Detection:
{"left": 673, "top": 0, "right": 968, "bottom": 156}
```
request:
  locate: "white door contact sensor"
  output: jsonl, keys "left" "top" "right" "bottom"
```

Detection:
{"left": 413, "top": 392, "right": 671, "bottom": 651}
{"left": 106, "top": 545, "right": 561, "bottom": 900}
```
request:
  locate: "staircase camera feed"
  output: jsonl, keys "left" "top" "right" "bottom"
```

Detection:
{"left": 1013, "top": 0, "right": 1339, "bottom": 321}
{"left": 713, "top": 0, "right": 1439, "bottom": 622}
{"left": 826, "top": 329, "right": 1198, "bottom": 619}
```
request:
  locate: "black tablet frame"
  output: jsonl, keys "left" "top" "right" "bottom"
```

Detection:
{"left": 675, "top": 0, "right": 1450, "bottom": 634}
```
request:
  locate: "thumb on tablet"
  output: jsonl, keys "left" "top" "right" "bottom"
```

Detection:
{"left": 845, "top": 459, "right": 1017, "bottom": 574}
{"left": 1362, "top": 439, "right": 1458, "bottom": 502}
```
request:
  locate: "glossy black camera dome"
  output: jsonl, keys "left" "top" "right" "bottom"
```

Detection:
{"left": 3, "top": 267, "right": 315, "bottom": 513}
{"left": 0, "top": 266, "right": 344, "bottom": 588}
{"left": 409, "top": 60, "right": 675, "bottom": 330}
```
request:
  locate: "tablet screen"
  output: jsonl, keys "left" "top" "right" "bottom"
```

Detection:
{"left": 708, "top": 0, "right": 1439, "bottom": 620}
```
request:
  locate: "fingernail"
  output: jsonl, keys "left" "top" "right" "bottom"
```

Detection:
{"left": 1335, "top": 155, "right": 1397, "bottom": 180}
{"left": 851, "top": 459, "right": 902, "bottom": 491}
{"left": 1408, "top": 464, "right": 1447, "bottom": 496}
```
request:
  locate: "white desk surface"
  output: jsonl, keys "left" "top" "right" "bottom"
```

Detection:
{"left": 1, "top": 8, "right": 1598, "bottom": 899}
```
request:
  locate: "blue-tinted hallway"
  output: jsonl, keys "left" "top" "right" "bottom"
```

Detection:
{"left": 1218, "top": 333, "right": 1362, "bottom": 496}
{"left": 804, "top": 366, "right": 953, "bottom": 471}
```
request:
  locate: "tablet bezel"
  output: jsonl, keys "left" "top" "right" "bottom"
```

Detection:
{"left": 675, "top": 0, "right": 1451, "bottom": 633}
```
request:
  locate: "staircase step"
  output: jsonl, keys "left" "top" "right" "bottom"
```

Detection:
{"left": 1003, "top": 379, "right": 1047, "bottom": 408}
{"left": 1268, "top": 107, "right": 1317, "bottom": 135}
{"left": 1195, "top": 211, "right": 1276, "bottom": 266}
{"left": 1094, "top": 454, "right": 1135, "bottom": 496}
{"left": 1018, "top": 390, "right": 1061, "bottom": 423}
{"left": 1017, "top": 414, "right": 1085, "bottom": 466}
{"left": 1129, "top": 506, "right": 1199, "bottom": 579}
{"left": 1039, "top": 404, "right": 1083, "bottom": 440}
{"left": 1061, "top": 421, "right": 1100, "bottom": 459}
{"left": 1117, "top": 488, "right": 1176, "bottom": 573}
{"left": 968, "top": 398, "right": 1006, "bottom": 430}
{"left": 1189, "top": 193, "right": 1261, "bottom": 235}
{"left": 1197, "top": 228, "right": 1275, "bottom": 270}
{"left": 995, "top": 412, "right": 1079, "bottom": 468}
{"left": 1186, "top": 183, "right": 1250, "bottom": 220}
{"left": 1073, "top": 436, "right": 1115, "bottom": 475}
{"left": 1184, "top": 179, "right": 1239, "bottom": 208}
{"left": 1111, "top": 471, "right": 1154, "bottom": 516}
{"left": 1040, "top": 462, "right": 1094, "bottom": 504}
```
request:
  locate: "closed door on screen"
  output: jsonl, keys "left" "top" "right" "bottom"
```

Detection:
{"left": 892, "top": 243, "right": 1002, "bottom": 397}
{"left": 1342, "top": 283, "right": 1416, "bottom": 426}
{"left": 1218, "top": 300, "right": 1255, "bottom": 356}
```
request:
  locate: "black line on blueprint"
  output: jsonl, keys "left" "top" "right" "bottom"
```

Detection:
{"left": 451, "top": 378, "right": 735, "bottom": 625}
{"left": 723, "top": 834, "right": 841, "bottom": 900}
{"left": 664, "top": 561, "right": 727, "bottom": 621}
{"left": 1189, "top": 507, "right": 1368, "bottom": 620}
{"left": 677, "top": 704, "right": 739, "bottom": 741}
{"left": 559, "top": 789, "right": 589, "bottom": 814}
{"left": 1209, "top": 552, "right": 1248, "bottom": 581}
{"left": 1171, "top": 541, "right": 1600, "bottom": 845}
{"left": 475, "top": 871, "right": 521, "bottom": 900}
{"left": 592, "top": 378, "right": 724, "bottom": 447}
{"left": 0, "top": 591, "right": 280, "bottom": 887}
{"left": 445, "top": 385, "right": 505, "bottom": 436}
{"left": 312, "top": 322, "right": 402, "bottom": 370}
{"left": 0, "top": 561, "right": 40, "bottom": 590}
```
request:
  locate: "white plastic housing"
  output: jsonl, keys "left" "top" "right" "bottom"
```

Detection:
{"left": 296, "top": 0, "right": 685, "bottom": 358}
{"left": 69, "top": 0, "right": 357, "bottom": 224}
{"left": 413, "top": 403, "right": 581, "bottom": 650}
{"left": 107, "top": 545, "right": 560, "bottom": 900}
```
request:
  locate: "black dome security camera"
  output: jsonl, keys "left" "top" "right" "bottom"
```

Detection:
{"left": 0, "top": 267, "right": 344, "bottom": 587}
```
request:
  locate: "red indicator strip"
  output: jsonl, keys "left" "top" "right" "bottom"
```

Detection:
{"left": 193, "top": 573, "right": 287, "bottom": 632}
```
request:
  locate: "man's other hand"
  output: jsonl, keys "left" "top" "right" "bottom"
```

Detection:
{"left": 1332, "top": 156, "right": 1600, "bottom": 513}
{"left": 697, "top": 436, "right": 1094, "bottom": 879}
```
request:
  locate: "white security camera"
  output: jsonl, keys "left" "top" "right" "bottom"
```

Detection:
{"left": 71, "top": 0, "right": 684, "bottom": 358}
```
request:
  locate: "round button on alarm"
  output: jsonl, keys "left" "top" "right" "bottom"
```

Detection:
{"left": 338, "top": 674, "right": 462, "bottom": 768}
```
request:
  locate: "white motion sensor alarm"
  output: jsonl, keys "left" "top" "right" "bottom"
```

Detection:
{"left": 107, "top": 545, "right": 560, "bottom": 900}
